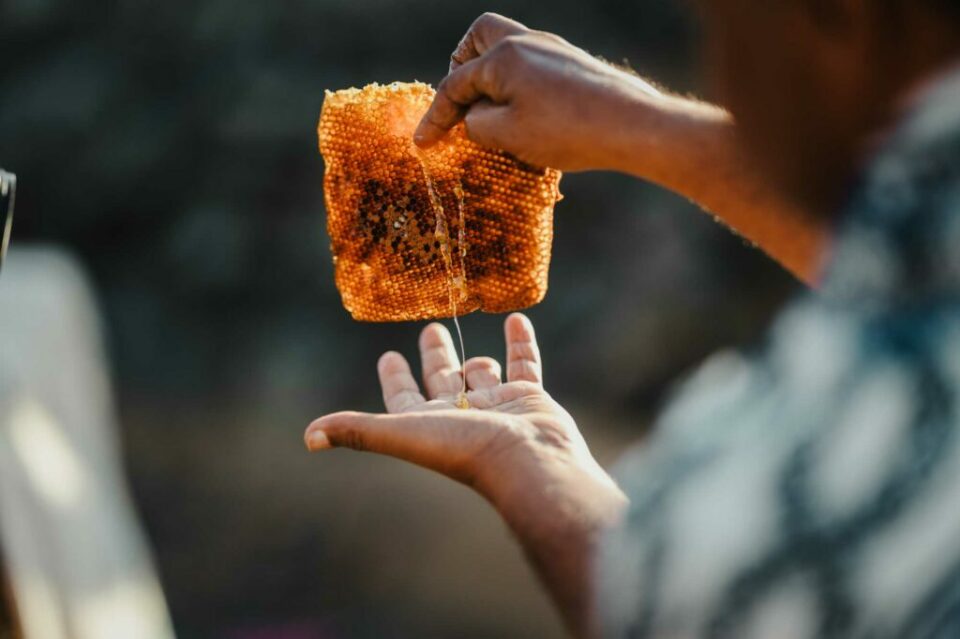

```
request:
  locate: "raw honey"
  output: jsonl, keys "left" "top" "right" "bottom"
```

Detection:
{"left": 317, "top": 82, "right": 562, "bottom": 323}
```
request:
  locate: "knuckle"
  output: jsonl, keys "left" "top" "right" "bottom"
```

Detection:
{"left": 326, "top": 423, "right": 367, "bottom": 451}
{"left": 449, "top": 20, "right": 482, "bottom": 67}
{"left": 435, "top": 77, "right": 453, "bottom": 102}
{"left": 340, "top": 429, "right": 368, "bottom": 452}
{"left": 424, "top": 107, "right": 446, "bottom": 129}
{"left": 435, "top": 76, "right": 467, "bottom": 110}
{"left": 476, "top": 59, "right": 503, "bottom": 95}
{"left": 465, "top": 359, "right": 501, "bottom": 381}
{"left": 497, "top": 34, "right": 526, "bottom": 57}
{"left": 467, "top": 355, "right": 497, "bottom": 367}
{"left": 492, "top": 36, "right": 535, "bottom": 73}
{"left": 509, "top": 341, "right": 538, "bottom": 360}
{"left": 533, "top": 29, "right": 567, "bottom": 46}
{"left": 475, "top": 12, "right": 499, "bottom": 29}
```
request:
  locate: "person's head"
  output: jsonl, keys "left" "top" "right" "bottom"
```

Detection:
{"left": 696, "top": 0, "right": 960, "bottom": 215}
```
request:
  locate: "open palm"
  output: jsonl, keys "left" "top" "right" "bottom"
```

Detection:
{"left": 305, "top": 313, "right": 595, "bottom": 491}
{"left": 305, "top": 313, "right": 626, "bottom": 637}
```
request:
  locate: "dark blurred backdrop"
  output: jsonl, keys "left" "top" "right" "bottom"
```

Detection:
{"left": 0, "top": 1, "right": 797, "bottom": 637}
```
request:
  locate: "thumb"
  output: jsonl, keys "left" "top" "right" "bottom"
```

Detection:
{"left": 305, "top": 410, "right": 509, "bottom": 485}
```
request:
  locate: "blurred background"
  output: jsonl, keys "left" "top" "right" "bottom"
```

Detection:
{"left": 0, "top": 0, "right": 798, "bottom": 637}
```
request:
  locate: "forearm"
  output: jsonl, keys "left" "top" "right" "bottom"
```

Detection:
{"left": 490, "top": 457, "right": 628, "bottom": 638}
{"left": 413, "top": 13, "right": 828, "bottom": 282}
{"left": 597, "top": 87, "right": 830, "bottom": 285}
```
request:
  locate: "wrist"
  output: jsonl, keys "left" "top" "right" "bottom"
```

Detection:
{"left": 487, "top": 453, "right": 626, "bottom": 638}
{"left": 600, "top": 85, "right": 735, "bottom": 184}
{"left": 489, "top": 452, "right": 627, "bottom": 553}
{"left": 579, "top": 72, "right": 670, "bottom": 174}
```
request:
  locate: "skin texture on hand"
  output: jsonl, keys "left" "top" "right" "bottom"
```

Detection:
{"left": 305, "top": 314, "right": 627, "bottom": 638}
{"left": 414, "top": 13, "right": 830, "bottom": 284}
{"left": 414, "top": 14, "right": 663, "bottom": 172}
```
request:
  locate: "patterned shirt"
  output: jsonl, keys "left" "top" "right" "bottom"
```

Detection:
{"left": 599, "top": 65, "right": 960, "bottom": 639}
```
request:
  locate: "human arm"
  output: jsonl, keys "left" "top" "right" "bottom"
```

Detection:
{"left": 413, "top": 13, "right": 830, "bottom": 285}
{"left": 305, "top": 314, "right": 627, "bottom": 638}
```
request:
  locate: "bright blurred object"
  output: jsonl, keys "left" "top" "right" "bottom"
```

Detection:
{"left": 0, "top": 170, "right": 15, "bottom": 274}
{"left": 0, "top": 247, "right": 175, "bottom": 639}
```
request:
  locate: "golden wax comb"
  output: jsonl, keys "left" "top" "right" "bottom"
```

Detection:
{"left": 317, "top": 81, "right": 562, "bottom": 322}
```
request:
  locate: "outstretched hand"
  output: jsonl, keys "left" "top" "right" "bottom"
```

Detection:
{"left": 305, "top": 313, "right": 626, "bottom": 638}
{"left": 305, "top": 313, "right": 606, "bottom": 498}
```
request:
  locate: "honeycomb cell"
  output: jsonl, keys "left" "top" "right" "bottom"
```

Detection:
{"left": 318, "top": 81, "right": 563, "bottom": 322}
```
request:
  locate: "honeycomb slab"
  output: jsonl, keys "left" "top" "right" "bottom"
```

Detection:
{"left": 318, "top": 81, "right": 562, "bottom": 322}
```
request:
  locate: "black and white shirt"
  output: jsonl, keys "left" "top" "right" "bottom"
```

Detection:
{"left": 599, "top": 66, "right": 960, "bottom": 639}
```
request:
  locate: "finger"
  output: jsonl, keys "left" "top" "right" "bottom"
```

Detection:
{"left": 505, "top": 312, "right": 543, "bottom": 386}
{"left": 449, "top": 13, "right": 529, "bottom": 72}
{"left": 419, "top": 322, "right": 463, "bottom": 399}
{"left": 305, "top": 410, "right": 507, "bottom": 484}
{"left": 463, "top": 100, "right": 513, "bottom": 151}
{"left": 463, "top": 356, "right": 502, "bottom": 390}
{"left": 468, "top": 380, "right": 541, "bottom": 410}
{"left": 415, "top": 57, "right": 496, "bottom": 148}
{"left": 377, "top": 351, "right": 426, "bottom": 413}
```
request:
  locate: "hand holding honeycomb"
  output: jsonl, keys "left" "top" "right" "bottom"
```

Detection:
{"left": 318, "top": 82, "right": 562, "bottom": 322}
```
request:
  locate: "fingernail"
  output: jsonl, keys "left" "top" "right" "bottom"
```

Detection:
{"left": 306, "top": 429, "right": 331, "bottom": 451}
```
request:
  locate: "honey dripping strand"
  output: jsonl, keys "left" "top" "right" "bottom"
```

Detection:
{"left": 453, "top": 181, "right": 469, "bottom": 409}
{"left": 414, "top": 150, "right": 470, "bottom": 409}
